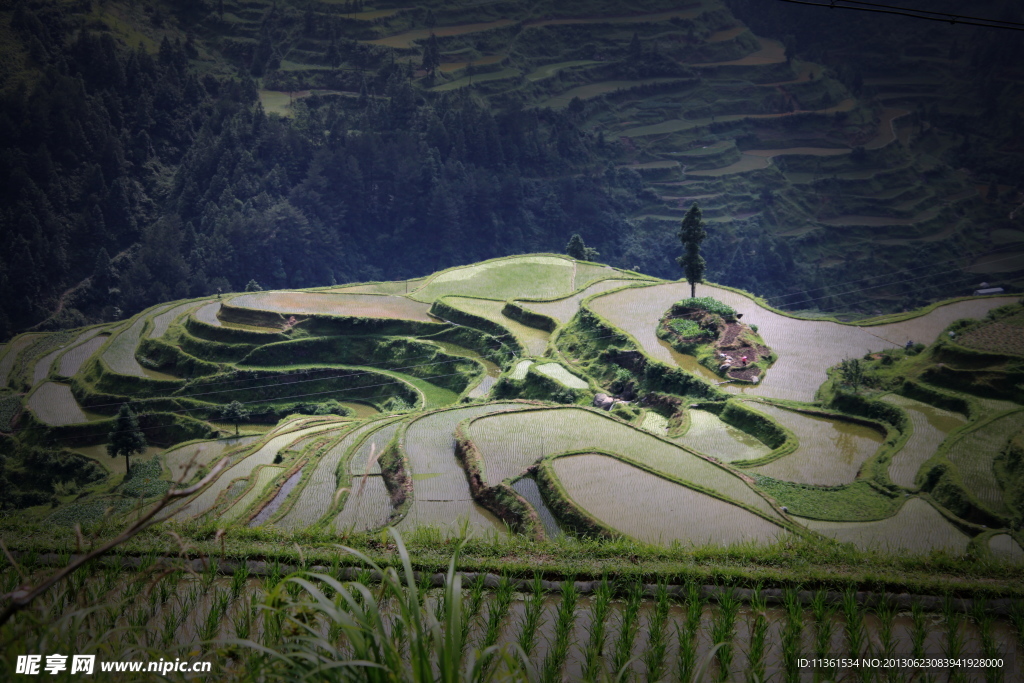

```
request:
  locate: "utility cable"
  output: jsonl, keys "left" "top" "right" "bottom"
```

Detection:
{"left": 773, "top": 0, "right": 1024, "bottom": 31}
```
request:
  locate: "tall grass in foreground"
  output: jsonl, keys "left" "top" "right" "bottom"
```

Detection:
{"left": 643, "top": 581, "right": 671, "bottom": 682}
{"left": 541, "top": 578, "right": 577, "bottom": 683}
{"left": 745, "top": 586, "right": 769, "bottom": 683}
{"left": 583, "top": 575, "right": 613, "bottom": 682}
{"left": 711, "top": 588, "right": 739, "bottom": 682}
{"left": 613, "top": 580, "right": 643, "bottom": 680}
{"left": 517, "top": 573, "right": 546, "bottom": 664}
{"left": 780, "top": 588, "right": 802, "bottom": 683}
{"left": 811, "top": 589, "right": 836, "bottom": 683}
{"left": 676, "top": 580, "right": 705, "bottom": 683}
{"left": 239, "top": 529, "right": 531, "bottom": 682}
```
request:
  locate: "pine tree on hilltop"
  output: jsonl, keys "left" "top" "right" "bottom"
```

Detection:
{"left": 677, "top": 203, "right": 707, "bottom": 298}
{"left": 107, "top": 404, "right": 147, "bottom": 475}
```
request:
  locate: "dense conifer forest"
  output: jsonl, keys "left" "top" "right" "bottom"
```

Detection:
{"left": 4, "top": 0, "right": 1021, "bottom": 340}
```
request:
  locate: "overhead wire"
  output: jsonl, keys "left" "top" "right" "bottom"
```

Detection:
{"left": 773, "top": 0, "right": 1024, "bottom": 31}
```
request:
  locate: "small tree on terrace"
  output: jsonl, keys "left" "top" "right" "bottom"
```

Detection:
{"left": 108, "top": 404, "right": 147, "bottom": 476}
{"left": 221, "top": 400, "right": 250, "bottom": 436}
{"left": 839, "top": 358, "right": 864, "bottom": 390}
{"left": 566, "top": 233, "right": 600, "bottom": 261}
{"left": 677, "top": 202, "right": 707, "bottom": 298}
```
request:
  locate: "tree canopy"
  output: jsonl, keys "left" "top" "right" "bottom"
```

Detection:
{"left": 107, "top": 404, "right": 147, "bottom": 475}
{"left": 677, "top": 203, "right": 707, "bottom": 298}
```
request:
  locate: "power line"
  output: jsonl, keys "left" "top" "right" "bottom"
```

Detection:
{"left": 774, "top": 0, "right": 1024, "bottom": 31}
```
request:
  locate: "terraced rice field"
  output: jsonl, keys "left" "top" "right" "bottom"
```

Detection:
{"left": 686, "top": 154, "right": 770, "bottom": 177}
{"left": 510, "top": 477, "right": 562, "bottom": 538}
{"left": 989, "top": 534, "right": 1024, "bottom": 563}
{"left": 274, "top": 422, "right": 377, "bottom": 530}
{"left": 467, "top": 408, "right": 777, "bottom": 517}
{"left": 102, "top": 306, "right": 176, "bottom": 379}
{"left": 57, "top": 334, "right": 108, "bottom": 377}
{"left": 341, "top": 401, "right": 380, "bottom": 418}
{"left": 672, "top": 409, "right": 771, "bottom": 462}
{"left": 864, "top": 107, "right": 910, "bottom": 150}
{"left": 150, "top": 302, "right": 201, "bottom": 338}
{"left": 525, "top": 7, "right": 705, "bottom": 29}
{"left": 542, "top": 78, "right": 681, "bottom": 108}
{"left": 28, "top": 382, "right": 89, "bottom": 426}
{"left": 336, "top": 277, "right": 427, "bottom": 295}
{"left": 0, "top": 334, "right": 41, "bottom": 387}
{"left": 349, "top": 420, "right": 402, "bottom": 475}
{"left": 707, "top": 26, "right": 746, "bottom": 42}
{"left": 798, "top": 498, "right": 970, "bottom": 554}
{"left": 589, "top": 282, "right": 1016, "bottom": 402}
{"left": 173, "top": 421, "right": 343, "bottom": 520}
{"left": 438, "top": 54, "right": 506, "bottom": 73}
{"left": 367, "top": 19, "right": 516, "bottom": 49}
{"left": 533, "top": 363, "right": 588, "bottom": 389}
{"left": 410, "top": 256, "right": 585, "bottom": 303}
{"left": 958, "top": 313, "right": 1024, "bottom": 356}
{"left": 946, "top": 411, "right": 1023, "bottom": 514}
{"left": 639, "top": 411, "right": 669, "bottom": 436}
{"left": 692, "top": 36, "right": 785, "bottom": 66}
{"left": 230, "top": 291, "right": 434, "bottom": 322}
{"left": 966, "top": 250, "right": 1024, "bottom": 274}
{"left": 32, "top": 330, "right": 103, "bottom": 386}
{"left": 164, "top": 436, "right": 259, "bottom": 484}
{"left": 257, "top": 90, "right": 295, "bottom": 116}
{"left": 516, "top": 279, "right": 646, "bottom": 325}
{"left": 819, "top": 207, "right": 940, "bottom": 227}
{"left": 398, "top": 404, "right": 525, "bottom": 529}
{"left": 249, "top": 470, "right": 300, "bottom": 526}
{"left": 510, "top": 360, "right": 533, "bottom": 380}
{"left": 193, "top": 302, "right": 223, "bottom": 327}
{"left": 745, "top": 147, "right": 850, "bottom": 158}
{"left": 881, "top": 394, "right": 966, "bottom": 488}
{"left": 220, "top": 466, "right": 284, "bottom": 523}
{"left": 333, "top": 476, "right": 393, "bottom": 533}
{"left": 468, "top": 375, "right": 497, "bottom": 399}
{"left": 395, "top": 499, "right": 504, "bottom": 536}
{"left": 445, "top": 297, "right": 550, "bottom": 356}
{"left": 525, "top": 60, "right": 599, "bottom": 81}
{"left": 552, "top": 454, "right": 786, "bottom": 545}
{"left": 743, "top": 403, "right": 884, "bottom": 486}
{"left": 73, "top": 444, "right": 162, "bottom": 476}
{"left": 431, "top": 67, "right": 520, "bottom": 92}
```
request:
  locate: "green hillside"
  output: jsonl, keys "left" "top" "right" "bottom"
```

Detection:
{"left": 2, "top": 254, "right": 1023, "bottom": 681}
{"left": 1, "top": 0, "right": 1021, "bottom": 343}
{"left": 2, "top": 253, "right": 1020, "bottom": 557}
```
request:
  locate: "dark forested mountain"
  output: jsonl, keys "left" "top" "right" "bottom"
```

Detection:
{"left": 1, "top": 0, "right": 1021, "bottom": 340}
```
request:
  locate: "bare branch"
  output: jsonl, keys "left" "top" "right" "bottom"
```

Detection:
{"left": 0, "top": 456, "right": 229, "bottom": 628}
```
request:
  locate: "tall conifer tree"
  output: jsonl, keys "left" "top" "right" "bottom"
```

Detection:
{"left": 107, "top": 404, "right": 147, "bottom": 475}
{"left": 677, "top": 203, "right": 707, "bottom": 298}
